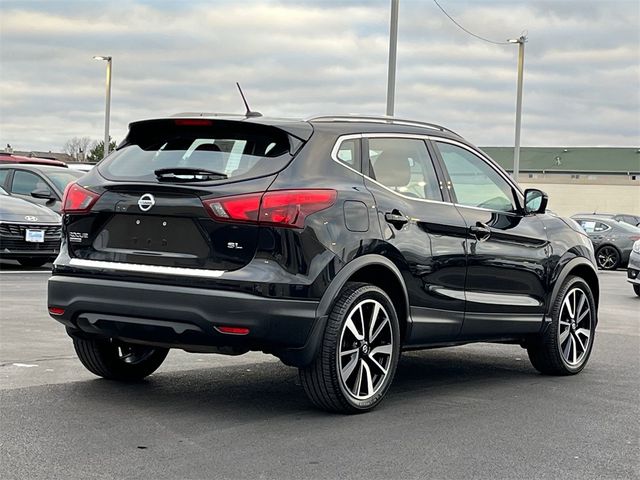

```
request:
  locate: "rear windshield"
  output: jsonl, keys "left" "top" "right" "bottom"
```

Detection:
{"left": 98, "top": 119, "right": 293, "bottom": 182}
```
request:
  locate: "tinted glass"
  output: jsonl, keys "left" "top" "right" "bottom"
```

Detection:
{"left": 0, "top": 169, "right": 9, "bottom": 188}
{"left": 99, "top": 120, "right": 292, "bottom": 182}
{"left": 47, "top": 170, "right": 84, "bottom": 192}
{"left": 437, "top": 142, "right": 515, "bottom": 212}
{"left": 368, "top": 138, "right": 442, "bottom": 201}
{"left": 11, "top": 171, "right": 48, "bottom": 195}
{"left": 336, "top": 138, "right": 359, "bottom": 169}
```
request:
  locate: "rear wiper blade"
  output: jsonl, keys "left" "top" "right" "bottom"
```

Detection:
{"left": 154, "top": 168, "right": 228, "bottom": 182}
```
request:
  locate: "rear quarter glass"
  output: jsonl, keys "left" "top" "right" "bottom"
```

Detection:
{"left": 98, "top": 119, "right": 296, "bottom": 183}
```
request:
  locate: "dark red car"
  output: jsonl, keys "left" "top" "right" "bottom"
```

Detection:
{"left": 0, "top": 154, "right": 67, "bottom": 168}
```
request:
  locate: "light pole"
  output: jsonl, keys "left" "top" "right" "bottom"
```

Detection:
{"left": 386, "top": 0, "right": 399, "bottom": 116}
{"left": 93, "top": 55, "right": 112, "bottom": 158}
{"left": 508, "top": 36, "right": 526, "bottom": 180}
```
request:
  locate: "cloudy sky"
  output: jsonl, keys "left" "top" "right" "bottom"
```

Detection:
{"left": 1, "top": 0, "right": 638, "bottom": 152}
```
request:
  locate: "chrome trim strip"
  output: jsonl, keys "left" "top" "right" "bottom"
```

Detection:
{"left": 431, "top": 286, "right": 542, "bottom": 307}
{"left": 68, "top": 258, "right": 225, "bottom": 278}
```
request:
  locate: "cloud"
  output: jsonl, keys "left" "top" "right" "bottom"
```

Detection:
{"left": 0, "top": 0, "right": 638, "bottom": 151}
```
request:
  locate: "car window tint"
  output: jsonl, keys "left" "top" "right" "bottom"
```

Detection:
{"left": 436, "top": 142, "right": 515, "bottom": 212}
{"left": 336, "top": 138, "right": 359, "bottom": 169}
{"left": 0, "top": 169, "right": 9, "bottom": 188}
{"left": 368, "top": 138, "right": 442, "bottom": 201}
{"left": 47, "top": 171, "right": 84, "bottom": 193}
{"left": 11, "top": 171, "right": 48, "bottom": 195}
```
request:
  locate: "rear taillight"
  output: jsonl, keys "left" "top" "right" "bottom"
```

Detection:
{"left": 61, "top": 182, "right": 101, "bottom": 213}
{"left": 203, "top": 189, "right": 337, "bottom": 228}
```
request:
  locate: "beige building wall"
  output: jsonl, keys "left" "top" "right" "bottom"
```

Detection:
{"left": 519, "top": 181, "right": 640, "bottom": 217}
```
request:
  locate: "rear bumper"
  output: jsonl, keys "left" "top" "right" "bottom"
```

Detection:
{"left": 48, "top": 275, "right": 324, "bottom": 366}
{"left": 628, "top": 252, "right": 640, "bottom": 284}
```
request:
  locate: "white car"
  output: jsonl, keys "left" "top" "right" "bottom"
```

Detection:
{"left": 67, "top": 163, "right": 96, "bottom": 172}
{"left": 628, "top": 240, "right": 640, "bottom": 296}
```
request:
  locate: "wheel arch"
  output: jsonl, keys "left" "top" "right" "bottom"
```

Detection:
{"left": 548, "top": 257, "right": 600, "bottom": 315}
{"left": 317, "top": 254, "right": 411, "bottom": 342}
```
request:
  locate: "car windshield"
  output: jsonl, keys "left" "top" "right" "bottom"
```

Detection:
{"left": 46, "top": 170, "right": 84, "bottom": 192}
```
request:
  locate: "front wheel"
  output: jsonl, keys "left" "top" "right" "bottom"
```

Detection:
{"left": 299, "top": 282, "right": 400, "bottom": 414}
{"left": 73, "top": 337, "right": 168, "bottom": 381}
{"left": 527, "top": 276, "right": 596, "bottom": 375}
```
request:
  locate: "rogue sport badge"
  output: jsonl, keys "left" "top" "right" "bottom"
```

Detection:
{"left": 138, "top": 193, "right": 155, "bottom": 212}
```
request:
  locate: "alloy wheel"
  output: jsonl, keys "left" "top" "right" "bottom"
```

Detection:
{"left": 337, "top": 299, "right": 394, "bottom": 400}
{"left": 597, "top": 246, "right": 618, "bottom": 269}
{"left": 558, "top": 287, "right": 593, "bottom": 366}
{"left": 118, "top": 345, "right": 157, "bottom": 365}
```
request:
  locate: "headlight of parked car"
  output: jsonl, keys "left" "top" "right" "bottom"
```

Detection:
{"left": 633, "top": 240, "right": 640, "bottom": 253}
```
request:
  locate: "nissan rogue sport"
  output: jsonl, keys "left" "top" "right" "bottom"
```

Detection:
{"left": 48, "top": 114, "right": 599, "bottom": 413}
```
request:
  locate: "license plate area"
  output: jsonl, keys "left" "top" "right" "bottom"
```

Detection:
{"left": 25, "top": 229, "right": 45, "bottom": 243}
{"left": 94, "top": 216, "right": 210, "bottom": 257}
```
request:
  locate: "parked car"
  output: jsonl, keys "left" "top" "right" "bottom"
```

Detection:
{"left": 0, "top": 153, "right": 67, "bottom": 168}
{"left": 627, "top": 240, "right": 640, "bottom": 296}
{"left": 575, "top": 212, "right": 640, "bottom": 227}
{"left": 47, "top": 114, "right": 600, "bottom": 413}
{"left": 67, "top": 163, "right": 97, "bottom": 173}
{"left": 0, "top": 164, "right": 85, "bottom": 213}
{"left": 572, "top": 215, "right": 640, "bottom": 270}
{"left": 0, "top": 185, "right": 62, "bottom": 267}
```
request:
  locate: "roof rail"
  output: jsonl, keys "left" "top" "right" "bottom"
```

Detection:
{"left": 306, "top": 115, "right": 461, "bottom": 136}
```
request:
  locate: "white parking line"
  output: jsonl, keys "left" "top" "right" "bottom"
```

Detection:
{"left": 0, "top": 270, "right": 51, "bottom": 274}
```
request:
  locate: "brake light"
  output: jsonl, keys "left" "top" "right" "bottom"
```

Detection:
{"left": 174, "top": 119, "right": 213, "bottom": 126}
{"left": 48, "top": 307, "right": 65, "bottom": 316}
{"left": 61, "top": 182, "right": 101, "bottom": 213}
{"left": 202, "top": 189, "right": 337, "bottom": 228}
{"left": 215, "top": 326, "right": 250, "bottom": 335}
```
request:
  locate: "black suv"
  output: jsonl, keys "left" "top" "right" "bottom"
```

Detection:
{"left": 48, "top": 114, "right": 599, "bottom": 413}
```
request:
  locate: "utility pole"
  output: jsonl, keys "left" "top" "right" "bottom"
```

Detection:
{"left": 93, "top": 55, "right": 113, "bottom": 158}
{"left": 386, "top": 0, "right": 399, "bottom": 116}
{"left": 509, "top": 36, "right": 526, "bottom": 180}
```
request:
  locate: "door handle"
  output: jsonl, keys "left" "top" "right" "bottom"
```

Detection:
{"left": 385, "top": 211, "right": 409, "bottom": 228}
{"left": 469, "top": 222, "right": 491, "bottom": 241}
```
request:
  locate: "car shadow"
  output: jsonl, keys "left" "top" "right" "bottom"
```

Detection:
{"left": 43, "top": 347, "right": 541, "bottom": 420}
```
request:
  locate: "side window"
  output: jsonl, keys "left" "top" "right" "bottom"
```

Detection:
{"left": 0, "top": 169, "right": 9, "bottom": 188}
{"left": 436, "top": 142, "right": 515, "bottom": 212}
{"left": 336, "top": 138, "right": 360, "bottom": 170}
{"left": 594, "top": 222, "right": 610, "bottom": 232}
{"left": 11, "top": 171, "right": 47, "bottom": 195}
{"left": 578, "top": 220, "right": 595, "bottom": 233}
{"left": 367, "top": 138, "right": 442, "bottom": 201}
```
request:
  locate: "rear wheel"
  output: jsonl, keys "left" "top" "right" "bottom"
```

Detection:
{"left": 596, "top": 245, "right": 620, "bottom": 270}
{"left": 73, "top": 337, "right": 168, "bottom": 381}
{"left": 634, "top": 285, "right": 640, "bottom": 297}
{"left": 527, "top": 276, "right": 596, "bottom": 375}
{"left": 299, "top": 282, "right": 400, "bottom": 413}
{"left": 17, "top": 258, "right": 49, "bottom": 268}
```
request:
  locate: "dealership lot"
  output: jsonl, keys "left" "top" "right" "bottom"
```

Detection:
{"left": 0, "top": 267, "right": 638, "bottom": 479}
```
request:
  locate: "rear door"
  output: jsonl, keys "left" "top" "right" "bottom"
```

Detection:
{"left": 361, "top": 135, "right": 468, "bottom": 344}
{"left": 432, "top": 140, "right": 549, "bottom": 338}
{"left": 9, "top": 169, "right": 58, "bottom": 208}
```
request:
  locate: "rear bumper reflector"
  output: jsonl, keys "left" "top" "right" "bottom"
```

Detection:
{"left": 67, "top": 258, "right": 225, "bottom": 278}
{"left": 215, "top": 326, "right": 250, "bottom": 335}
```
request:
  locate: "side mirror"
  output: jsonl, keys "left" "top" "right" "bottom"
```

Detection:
{"left": 31, "top": 188, "right": 55, "bottom": 200}
{"left": 524, "top": 188, "right": 548, "bottom": 214}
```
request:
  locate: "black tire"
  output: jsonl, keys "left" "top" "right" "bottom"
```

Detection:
{"left": 595, "top": 245, "right": 620, "bottom": 270}
{"left": 299, "top": 282, "right": 401, "bottom": 414}
{"left": 527, "top": 276, "right": 596, "bottom": 375}
{"left": 634, "top": 285, "right": 640, "bottom": 297}
{"left": 17, "top": 258, "right": 49, "bottom": 268}
{"left": 73, "top": 336, "right": 169, "bottom": 381}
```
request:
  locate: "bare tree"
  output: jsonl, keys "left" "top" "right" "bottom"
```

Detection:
{"left": 63, "top": 137, "right": 94, "bottom": 161}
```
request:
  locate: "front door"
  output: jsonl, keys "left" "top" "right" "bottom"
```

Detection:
{"left": 432, "top": 140, "right": 549, "bottom": 338}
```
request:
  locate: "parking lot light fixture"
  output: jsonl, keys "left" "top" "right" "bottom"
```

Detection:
{"left": 93, "top": 55, "right": 113, "bottom": 158}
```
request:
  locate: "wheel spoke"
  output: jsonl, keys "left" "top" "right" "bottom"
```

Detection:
{"left": 358, "top": 305, "right": 366, "bottom": 341}
{"left": 571, "top": 336, "right": 577, "bottom": 364}
{"left": 341, "top": 353, "right": 359, "bottom": 381}
{"left": 340, "top": 347, "right": 359, "bottom": 357}
{"left": 559, "top": 328, "right": 571, "bottom": 345}
{"left": 563, "top": 334, "right": 572, "bottom": 360}
{"left": 352, "top": 360, "right": 364, "bottom": 396}
{"left": 345, "top": 317, "right": 364, "bottom": 341}
{"left": 574, "top": 333, "right": 586, "bottom": 353}
{"left": 572, "top": 290, "right": 577, "bottom": 320}
{"left": 368, "top": 354, "right": 388, "bottom": 375}
{"left": 563, "top": 296, "right": 574, "bottom": 319}
{"left": 370, "top": 317, "right": 390, "bottom": 343}
{"left": 368, "top": 302, "right": 381, "bottom": 341}
{"left": 370, "top": 344, "right": 392, "bottom": 357}
{"left": 361, "top": 361, "right": 374, "bottom": 396}
{"left": 576, "top": 328, "right": 591, "bottom": 340}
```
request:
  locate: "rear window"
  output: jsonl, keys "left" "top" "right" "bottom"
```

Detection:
{"left": 98, "top": 119, "right": 293, "bottom": 182}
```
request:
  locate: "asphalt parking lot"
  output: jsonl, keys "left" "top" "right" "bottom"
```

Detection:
{"left": 0, "top": 264, "right": 638, "bottom": 480}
